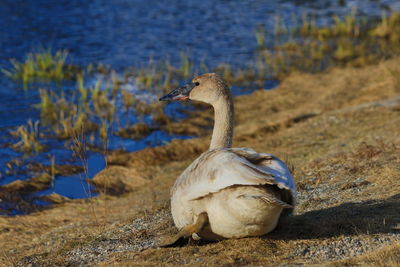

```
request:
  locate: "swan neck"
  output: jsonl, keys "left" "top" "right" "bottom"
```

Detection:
{"left": 209, "top": 96, "right": 234, "bottom": 150}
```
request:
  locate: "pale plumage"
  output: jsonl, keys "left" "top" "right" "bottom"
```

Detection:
{"left": 159, "top": 73, "right": 296, "bottom": 245}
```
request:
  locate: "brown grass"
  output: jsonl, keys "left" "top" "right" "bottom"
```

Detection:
{"left": 332, "top": 243, "right": 400, "bottom": 266}
{"left": 1, "top": 57, "right": 400, "bottom": 266}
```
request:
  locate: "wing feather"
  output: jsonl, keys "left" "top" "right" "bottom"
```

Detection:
{"left": 172, "top": 148, "right": 296, "bottom": 203}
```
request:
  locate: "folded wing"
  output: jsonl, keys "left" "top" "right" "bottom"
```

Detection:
{"left": 172, "top": 148, "right": 296, "bottom": 205}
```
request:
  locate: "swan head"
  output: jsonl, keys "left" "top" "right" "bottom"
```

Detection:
{"left": 159, "top": 73, "right": 230, "bottom": 105}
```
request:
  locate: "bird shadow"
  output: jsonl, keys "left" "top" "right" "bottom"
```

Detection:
{"left": 268, "top": 193, "right": 400, "bottom": 241}
{"left": 159, "top": 193, "right": 400, "bottom": 248}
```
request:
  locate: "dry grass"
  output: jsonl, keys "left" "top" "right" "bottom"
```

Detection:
{"left": 1, "top": 57, "right": 400, "bottom": 266}
{"left": 331, "top": 243, "right": 400, "bottom": 267}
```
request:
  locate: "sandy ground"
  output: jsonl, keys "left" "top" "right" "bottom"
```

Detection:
{"left": 1, "top": 58, "right": 400, "bottom": 266}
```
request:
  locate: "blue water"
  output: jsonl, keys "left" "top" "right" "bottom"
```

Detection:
{"left": 1, "top": 0, "right": 399, "bottom": 68}
{"left": 0, "top": 0, "right": 399, "bottom": 214}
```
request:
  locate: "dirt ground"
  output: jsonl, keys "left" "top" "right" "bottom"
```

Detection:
{"left": 1, "top": 57, "right": 400, "bottom": 266}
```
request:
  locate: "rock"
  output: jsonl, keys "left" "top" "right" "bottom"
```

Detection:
{"left": 91, "top": 166, "right": 147, "bottom": 195}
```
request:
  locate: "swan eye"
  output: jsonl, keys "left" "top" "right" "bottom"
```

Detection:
{"left": 194, "top": 82, "right": 200, "bottom": 86}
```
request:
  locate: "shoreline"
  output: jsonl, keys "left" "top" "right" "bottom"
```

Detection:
{"left": 2, "top": 11, "right": 400, "bottom": 209}
{"left": 1, "top": 57, "right": 400, "bottom": 266}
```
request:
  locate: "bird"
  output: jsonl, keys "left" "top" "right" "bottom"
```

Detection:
{"left": 159, "top": 73, "right": 296, "bottom": 245}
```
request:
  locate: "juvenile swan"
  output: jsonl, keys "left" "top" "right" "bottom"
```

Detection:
{"left": 159, "top": 73, "right": 296, "bottom": 245}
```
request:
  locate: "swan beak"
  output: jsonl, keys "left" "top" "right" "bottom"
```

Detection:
{"left": 159, "top": 82, "right": 197, "bottom": 101}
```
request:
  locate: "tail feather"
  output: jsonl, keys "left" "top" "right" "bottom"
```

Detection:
{"left": 239, "top": 193, "right": 293, "bottom": 209}
{"left": 259, "top": 196, "right": 293, "bottom": 209}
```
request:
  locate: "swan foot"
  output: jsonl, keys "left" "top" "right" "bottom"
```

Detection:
{"left": 159, "top": 212, "right": 208, "bottom": 247}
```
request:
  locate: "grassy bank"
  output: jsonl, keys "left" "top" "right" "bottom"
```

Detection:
{"left": 1, "top": 55, "right": 399, "bottom": 266}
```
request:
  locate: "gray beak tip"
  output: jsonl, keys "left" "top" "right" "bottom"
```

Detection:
{"left": 159, "top": 82, "right": 197, "bottom": 102}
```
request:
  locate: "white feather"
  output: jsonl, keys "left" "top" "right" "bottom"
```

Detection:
{"left": 172, "top": 147, "right": 296, "bottom": 202}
